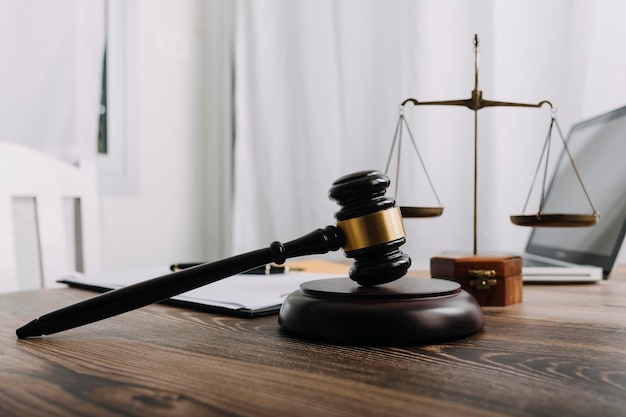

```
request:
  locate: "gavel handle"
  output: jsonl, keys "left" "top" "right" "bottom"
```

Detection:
{"left": 16, "top": 226, "right": 344, "bottom": 338}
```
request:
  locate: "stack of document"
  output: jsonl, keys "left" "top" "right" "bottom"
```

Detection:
{"left": 59, "top": 263, "right": 347, "bottom": 317}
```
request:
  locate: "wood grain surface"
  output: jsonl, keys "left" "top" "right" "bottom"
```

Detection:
{"left": 1, "top": 266, "right": 625, "bottom": 417}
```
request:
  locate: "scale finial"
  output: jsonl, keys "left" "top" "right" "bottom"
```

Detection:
{"left": 473, "top": 34, "right": 480, "bottom": 92}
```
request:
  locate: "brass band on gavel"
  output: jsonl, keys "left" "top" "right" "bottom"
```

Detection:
{"left": 336, "top": 207, "right": 406, "bottom": 252}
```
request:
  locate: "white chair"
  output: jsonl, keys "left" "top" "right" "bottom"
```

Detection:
{"left": 0, "top": 141, "right": 101, "bottom": 292}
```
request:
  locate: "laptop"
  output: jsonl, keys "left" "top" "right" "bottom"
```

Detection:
{"left": 521, "top": 105, "right": 626, "bottom": 282}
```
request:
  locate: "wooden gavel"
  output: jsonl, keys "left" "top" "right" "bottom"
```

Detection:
{"left": 17, "top": 170, "right": 412, "bottom": 338}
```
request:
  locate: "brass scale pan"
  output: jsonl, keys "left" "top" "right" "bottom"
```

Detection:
{"left": 400, "top": 202, "right": 598, "bottom": 227}
{"left": 389, "top": 109, "right": 599, "bottom": 226}
{"left": 400, "top": 206, "right": 444, "bottom": 218}
{"left": 387, "top": 112, "right": 598, "bottom": 226}
{"left": 400, "top": 204, "right": 598, "bottom": 227}
{"left": 510, "top": 213, "right": 599, "bottom": 227}
{"left": 402, "top": 209, "right": 598, "bottom": 227}
{"left": 384, "top": 115, "right": 598, "bottom": 227}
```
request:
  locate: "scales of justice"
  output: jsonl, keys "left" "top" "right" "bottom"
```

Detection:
{"left": 386, "top": 34, "right": 598, "bottom": 232}
{"left": 378, "top": 33, "right": 599, "bottom": 307}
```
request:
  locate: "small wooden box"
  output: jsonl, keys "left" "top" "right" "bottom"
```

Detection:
{"left": 430, "top": 254, "right": 523, "bottom": 306}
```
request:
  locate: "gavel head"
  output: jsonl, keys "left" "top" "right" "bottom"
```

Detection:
{"left": 329, "top": 170, "right": 411, "bottom": 286}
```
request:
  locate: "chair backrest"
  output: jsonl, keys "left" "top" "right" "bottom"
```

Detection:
{"left": 0, "top": 141, "right": 101, "bottom": 292}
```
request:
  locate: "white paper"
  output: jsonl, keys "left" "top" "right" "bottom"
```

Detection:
{"left": 63, "top": 266, "right": 345, "bottom": 313}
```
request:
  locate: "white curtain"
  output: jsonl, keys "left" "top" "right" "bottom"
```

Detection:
{"left": 233, "top": 0, "right": 626, "bottom": 262}
{"left": 0, "top": 0, "right": 104, "bottom": 162}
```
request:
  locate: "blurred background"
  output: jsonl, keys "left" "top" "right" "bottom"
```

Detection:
{"left": 2, "top": 0, "right": 625, "bottom": 274}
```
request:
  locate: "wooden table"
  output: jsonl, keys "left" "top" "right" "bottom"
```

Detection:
{"left": 1, "top": 266, "right": 625, "bottom": 417}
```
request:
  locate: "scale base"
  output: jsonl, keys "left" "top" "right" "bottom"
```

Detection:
{"left": 278, "top": 277, "right": 484, "bottom": 345}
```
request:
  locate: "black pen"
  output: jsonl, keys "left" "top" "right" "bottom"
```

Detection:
{"left": 170, "top": 263, "right": 301, "bottom": 274}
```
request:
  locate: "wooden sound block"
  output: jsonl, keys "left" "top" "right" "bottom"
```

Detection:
{"left": 278, "top": 278, "right": 484, "bottom": 344}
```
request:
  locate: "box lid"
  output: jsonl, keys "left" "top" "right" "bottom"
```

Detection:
{"left": 430, "top": 253, "right": 522, "bottom": 279}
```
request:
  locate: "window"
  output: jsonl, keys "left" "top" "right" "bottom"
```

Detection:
{"left": 97, "top": 0, "right": 138, "bottom": 195}
{"left": 97, "top": 41, "right": 107, "bottom": 154}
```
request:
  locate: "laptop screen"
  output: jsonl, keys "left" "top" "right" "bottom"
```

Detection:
{"left": 526, "top": 105, "right": 626, "bottom": 277}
